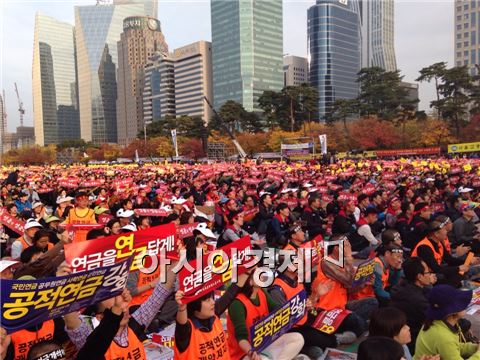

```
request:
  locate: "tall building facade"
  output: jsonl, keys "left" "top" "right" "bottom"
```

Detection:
{"left": 308, "top": 0, "right": 361, "bottom": 120}
{"left": 455, "top": 0, "right": 480, "bottom": 73}
{"left": 116, "top": 16, "right": 168, "bottom": 145}
{"left": 211, "top": 0, "right": 283, "bottom": 112}
{"left": 143, "top": 53, "right": 175, "bottom": 123}
{"left": 113, "top": 0, "right": 158, "bottom": 18}
{"left": 359, "top": 0, "right": 397, "bottom": 71}
{"left": 32, "top": 13, "right": 80, "bottom": 146}
{"left": 75, "top": 1, "right": 153, "bottom": 144}
{"left": 283, "top": 55, "right": 309, "bottom": 87}
{"left": 174, "top": 41, "right": 213, "bottom": 122}
{"left": 0, "top": 93, "right": 5, "bottom": 155}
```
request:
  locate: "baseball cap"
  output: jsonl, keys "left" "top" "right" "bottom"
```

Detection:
{"left": 24, "top": 218, "right": 43, "bottom": 230}
{"left": 116, "top": 209, "right": 134, "bottom": 218}
{"left": 32, "top": 202, "right": 44, "bottom": 209}
{"left": 45, "top": 216, "right": 61, "bottom": 224}
{"left": 193, "top": 222, "right": 216, "bottom": 239}
{"left": 122, "top": 223, "right": 137, "bottom": 232}
{"left": 171, "top": 196, "right": 187, "bottom": 205}
{"left": 459, "top": 187, "right": 474, "bottom": 193}
{"left": 56, "top": 196, "right": 74, "bottom": 204}
{"left": 459, "top": 203, "right": 475, "bottom": 212}
{"left": 0, "top": 260, "right": 19, "bottom": 273}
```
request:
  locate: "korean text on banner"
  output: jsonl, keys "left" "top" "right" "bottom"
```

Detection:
{"left": 312, "top": 308, "right": 351, "bottom": 334}
{"left": 250, "top": 289, "right": 307, "bottom": 353}
{"left": 64, "top": 223, "right": 177, "bottom": 273}
{"left": 0, "top": 207, "right": 25, "bottom": 234}
{"left": 351, "top": 258, "right": 376, "bottom": 289}
{"left": 179, "top": 236, "right": 252, "bottom": 303}
{"left": 1, "top": 258, "right": 132, "bottom": 333}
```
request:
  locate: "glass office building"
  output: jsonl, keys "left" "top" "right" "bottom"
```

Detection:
{"left": 454, "top": 0, "right": 480, "bottom": 75}
{"left": 32, "top": 13, "right": 80, "bottom": 146}
{"left": 75, "top": 1, "right": 153, "bottom": 144}
{"left": 211, "top": 0, "right": 283, "bottom": 112}
{"left": 308, "top": 0, "right": 361, "bottom": 120}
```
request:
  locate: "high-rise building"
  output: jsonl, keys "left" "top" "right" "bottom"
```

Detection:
{"left": 0, "top": 93, "right": 5, "bottom": 155}
{"left": 283, "top": 55, "right": 309, "bottom": 87}
{"left": 116, "top": 16, "right": 168, "bottom": 145}
{"left": 174, "top": 41, "right": 213, "bottom": 122}
{"left": 359, "top": 0, "right": 397, "bottom": 71}
{"left": 308, "top": 0, "right": 361, "bottom": 120}
{"left": 143, "top": 53, "right": 175, "bottom": 124}
{"left": 454, "top": 0, "right": 479, "bottom": 74}
{"left": 32, "top": 13, "right": 80, "bottom": 146}
{"left": 113, "top": 0, "right": 158, "bottom": 18}
{"left": 211, "top": 0, "right": 283, "bottom": 112}
{"left": 75, "top": 1, "right": 153, "bottom": 144}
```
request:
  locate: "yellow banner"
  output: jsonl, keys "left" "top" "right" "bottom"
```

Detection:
{"left": 336, "top": 151, "right": 376, "bottom": 159}
{"left": 448, "top": 142, "right": 480, "bottom": 153}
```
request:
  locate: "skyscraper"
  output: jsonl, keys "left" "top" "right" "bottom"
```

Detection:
{"left": 32, "top": 12, "right": 80, "bottom": 146}
{"left": 75, "top": 1, "right": 154, "bottom": 144}
{"left": 116, "top": 16, "right": 168, "bottom": 145}
{"left": 174, "top": 41, "right": 213, "bottom": 122}
{"left": 283, "top": 55, "right": 309, "bottom": 87}
{"left": 113, "top": 0, "right": 158, "bottom": 18}
{"left": 211, "top": 0, "right": 283, "bottom": 112}
{"left": 454, "top": 0, "right": 479, "bottom": 74}
{"left": 0, "top": 93, "right": 5, "bottom": 155}
{"left": 308, "top": 0, "right": 361, "bottom": 120}
{"left": 359, "top": 0, "right": 397, "bottom": 71}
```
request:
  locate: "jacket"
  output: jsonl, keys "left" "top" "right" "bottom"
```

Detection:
{"left": 414, "top": 320, "right": 480, "bottom": 360}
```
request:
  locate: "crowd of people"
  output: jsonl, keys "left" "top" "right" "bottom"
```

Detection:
{"left": 0, "top": 155, "right": 479, "bottom": 360}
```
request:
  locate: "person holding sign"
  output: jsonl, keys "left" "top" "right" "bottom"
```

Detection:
{"left": 226, "top": 269, "right": 305, "bottom": 360}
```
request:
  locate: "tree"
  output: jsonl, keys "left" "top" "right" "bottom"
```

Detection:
{"left": 179, "top": 138, "right": 205, "bottom": 160}
{"left": 416, "top": 62, "right": 447, "bottom": 115}
{"left": 298, "top": 83, "right": 319, "bottom": 123}
{"left": 208, "top": 100, "right": 262, "bottom": 135}
{"left": 349, "top": 117, "right": 400, "bottom": 150}
{"left": 258, "top": 90, "right": 283, "bottom": 130}
{"left": 417, "top": 118, "right": 455, "bottom": 147}
{"left": 325, "top": 99, "right": 358, "bottom": 146}
{"left": 460, "top": 113, "right": 480, "bottom": 142}
{"left": 57, "top": 139, "right": 88, "bottom": 150}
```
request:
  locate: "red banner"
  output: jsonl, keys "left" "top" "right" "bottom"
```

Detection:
{"left": 64, "top": 223, "right": 177, "bottom": 272}
{"left": 243, "top": 207, "right": 259, "bottom": 221}
{"left": 312, "top": 308, "right": 351, "bottom": 334}
{"left": 0, "top": 208, "right": 25, "bottom": 234}
{"left": 98, "top": 214, "right": 113, "bottom": 225}
{"left": 37, "top": 188, "right": 54, "bottom": 194}
{"left": 337, "top": 192, "right": 357, "bottom": 202}
{"left": 113, "top": 178, "right": 134, "bottom": 188}
{"left": 134, "top": 208, "right": 170, "bottom": 217}
{"left": 179, "top": 235, "right": 252, "bottom": 303}
{"left": 59, "top": 179, "right": 79, "bottom": 188}
{"left": 376, "top": 147, "right": 440, "bottom": 157}
{"left": 245, "top": 178, "right": 262, "bottom": 186}
{"left": 177, "top": 223, "right": 199, "bottom": 239}
{"left": 81, "top": 180, "right": 103, "bottom": 188}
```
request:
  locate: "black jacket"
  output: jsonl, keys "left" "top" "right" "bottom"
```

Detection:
{"left": 390, "top": 280, "right": 430, "bottom": 353}
{"left": 301, "top": 206, "right": 326, "bottom": 238}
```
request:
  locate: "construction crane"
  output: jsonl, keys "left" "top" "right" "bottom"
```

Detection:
{"left": 203, "top": 96, "right": 247, "bottom": 158}
{"left": 14, "top": 82, "right": 25, "bottom": 127}
{"left": 2, "top": 89, "right": 7, "bottom": 135}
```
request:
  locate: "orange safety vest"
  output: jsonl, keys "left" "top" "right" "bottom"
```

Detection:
{"left": 64, "top": 208, "right": 97, "bottom": 242}
{"left": 273, "top": 276, "right": 307, "bottom": 326}
{"left": 16, "top": 237, "right": 32, "bottom": 251}
{"left": 104, "top": 327, "right": 146, "bottom": 360}
{"left": 226, "top": 290, "right": 269, "bottom": 360}
{"left": 129, "top": 267, "right": 161, "bottom": 307}
{"left": 174, "top": 317, "right": 230, "bottom": 360}
{"left": 11, "top": 320, "right": 55, "bottom": 360}
{"left": 349, "top": 257, "right": 388, "bottom": 301}
{"left": 313, "top": 261, "right": 347, "bottom": 310}
{"left": 411, "top": 237, "right": 444, "bottom": 266}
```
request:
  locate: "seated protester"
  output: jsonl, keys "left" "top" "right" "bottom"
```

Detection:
{"left": 183, "top": 222, "right": 216, "bottom": 260}
{"left": 354, "top": 194, "right": 370, "bottom": 222}
{"left": 19, "top": 246, "right": 44, "bottom": 264}
{"left": 265, "top": 203, "right": 293, "bottom": 248}
{"left": 11, "top": 219, "right": 43, "bottom": 260}
{"left": 226, "top": 270, "right": 305, "bottom": 360}
{"left": 86, "top": 229, "right": 105, "bottom": 240}
{"left": 406, "top": 202, "right": 432, "bottom": 250}
{"left": 390, "top": 257, "right": 437, "bottom": 353}
{"left": 26, "top": 289, "right": 131, "bottom": 360}
{"left": 173, "top": 271, "right": 252, "bottom": 359}
{"left": 62, "top": 192, "right": 97, "bottom": 243}
{"left": 126, "top": 261, "right": 161, "bottom": 312}
{"left": 64, "top": 260, "right": 176, "bottom": 360}
{"left": 414, "top": 285, "right": 480, "bottom": 360}
{"left": 104, "top": 219, "right": 122, "bottom": 236}
{"left": 386, "top": 197, "right": 402, "bottom": 229}
{"left": 254, "top": 192, "right": 274, "bottom": 236}
{"left": 382, "top": 229, "right": 403, "bottom": 248}
{"left": 45, "top": 216, "right": 62, "bottom": 244}
{"left": 370, "top": 244, "right": 403, "bottom": 307}
{"left": 268, "top": 254, "right": 339, "bottom": 359}
{"left": 349, "top": 207, "right": 380, "bottom": 255}
{"left": 443, "top": 194, "right": 462, "bottom": 223}
{"left": 301, "top": 195, "right": 326, "bottom": 239}
{"left": 331, "top": 200, "right": 356, "bottom": 237}
{"left": 358, "top": 337, "right": 412, "bottom": 360}
{"left": 116, "top": 209, "right": 134, "bottom": 228}
{"left": 396, "top": 202, "right": 414, "bottom": 243}
{"left": 30, "top": 229, "right": 54, "bottom": 253}
{"left": 369, "top": 307, "right": 414, "bottom": 360}
{"left": 450, "top": 203, "right": 480, "bottom": 254}
{"left": 311, "top": 236, "right": 378, "bottom": 339}
{"left": 411, "top": 219, "right": 471, "bottom": 288}
{"left": 217, "top": 210, "right": 249, "bottom": 248}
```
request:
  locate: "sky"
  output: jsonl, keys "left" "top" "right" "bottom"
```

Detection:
{"left": 0, "top": 0, "right": 454, "bottom": 133}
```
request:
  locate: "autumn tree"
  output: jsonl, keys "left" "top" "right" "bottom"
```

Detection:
{"left": 349, "top": 117, "right": 400, "bottom": 150}
{"left": 416, "top": 62, "right": 447, "bottom": 115}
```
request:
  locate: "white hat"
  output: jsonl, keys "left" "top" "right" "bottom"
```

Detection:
{"left": 259, "top": 191, "right": 271, "bottom": 197}
{"left": 426, "top": 178, "right": 435, "bottom": 183}
{"left": 24, "top": 218, "right": 43, "bottom": 230}
{"left": 116, "top": 209, "right": 135, "bottom": 218}
{"left": 308, "top": 187, "right": 318, "bottom": 193}
{"left": 160, "top": 205, "right": 173, "bottom": 213}
{"left": 459, "top": 186, "right": 474, "bottom": 193}
{"left": 194, "top": 222, "right": 216, "bottom": 239}
{"left": 56, "top": 196, "right": 74, "bottom": 204}
{"left": 303, "top": 183, "right": 314, "bottom": 188}
{"left": 32, "top": 202, "right": 44, "bottom": 209}
{"left": 0, "top": 260, "right": 19, "bottom": 273}
{"left": 122, "top": 222, "right": 137, "bottom": 232}
{"left": 171, "top": 196, "right": 187, "bottom": 205}
{"left": 281, "top": 188, "right": 291, "bottom": 194}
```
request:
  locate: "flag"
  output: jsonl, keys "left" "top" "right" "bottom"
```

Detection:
{"left": 135, "top": 149, "right": 140, "bottom": 163}
{"left": 171, "top": 129, "right": 179, "bottom": 158}
{"left": 319, "top": 134, "right": 327, "bottom": 155}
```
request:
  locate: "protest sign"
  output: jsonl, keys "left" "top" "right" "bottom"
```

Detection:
{"left": 65, "top": 223, "right": 177, "bottom": 272}
{"left": 177, "top": 222, "right": 199, "bottom": 240}
{"left": 351, "top": 259, "right": 376, "bottom": 289}
{"left": 250, "top": 289, "right": 307, "bottom": 353}
{"left": 81, "top": 180, "right": 103, "bottom": 188}
{"left": 0, "top": 207, "right": 25, "bottom": 234}
{"left": 1, "top": 258, "right": 131, "bottom": 333}
{"left": 58, "top": 179, "right": 79, "bottom": 188}
{"left": 98, "top": 214, "right": 113, "bottom": 225}
{"left": 134, "top": 208, "right": 170, "bottom": 217}
{"left": 319, "top": 348, "right": 357, "bottom": 360}
{"left": 37, "top": 188, "right": 54, "bottom": 194}
{"left": 179, "top": 236, "right": 252, "bottom": 303}
{"left": 243, "top": 207, "right": 259, "bottom": 221}
{"left": 312, "top": 308, "right": 352, "bottom": 334}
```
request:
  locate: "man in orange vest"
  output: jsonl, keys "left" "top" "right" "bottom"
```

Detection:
{"left": 11, "top": 219, "right": 43, "bottom": 260}
{"left": 62, "top": 192, "right": 96, "bottom": 243}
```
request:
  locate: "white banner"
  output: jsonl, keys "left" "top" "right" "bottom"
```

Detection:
{"left": 281, "top": 142, "right": 313, "bottom": 150}
{"left": 319, "top": 134, "right": 327, "bottom": 155}
{"left": 171, "top": 129, "right": 179, "bottom": 158}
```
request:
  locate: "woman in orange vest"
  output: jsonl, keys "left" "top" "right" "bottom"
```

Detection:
{"left": 226, "top": 270, "right": 304, "bottom": 360}
{"left": 173, "top": 270, "right": 252, "bottom": 360}
{"left": 31, "top": 229, "right": 54, "bottom": 253}
{"left": 126, "top": 264, "right": 161, "bottom": 311}
{"left": 62, "top": 192, "right": 96, "bottom": 243}
{"left": 411, "top": 219, "right": 470, "bottom": 288}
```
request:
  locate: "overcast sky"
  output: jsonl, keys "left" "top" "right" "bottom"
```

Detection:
{"left": 0, "top": 0, "right": 453, "bottom": 132}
